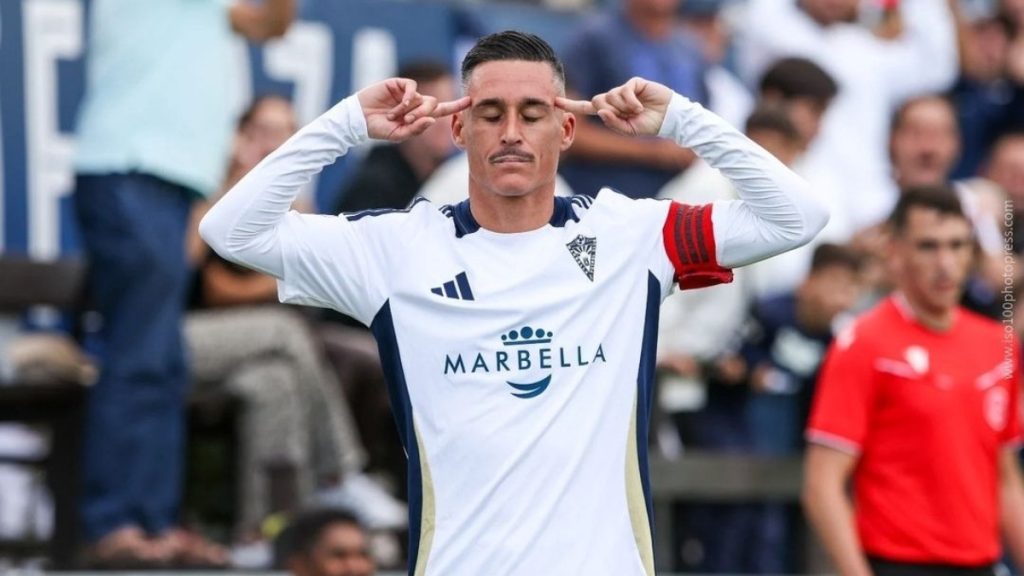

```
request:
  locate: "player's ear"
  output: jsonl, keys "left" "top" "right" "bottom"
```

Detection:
{"left": 452, "top": 112, "right": 466, "bottom": 150}
{"left": 559, "top": 109, "right": 576, "bottom": 152}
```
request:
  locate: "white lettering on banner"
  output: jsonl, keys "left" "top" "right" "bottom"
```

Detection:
{"left": 264, "top": 22, "right": 334, "bottom": 201}
{"left": 351, "top": 27, "right": 396, "bottom": 92}
{"left": 265, "top": 22, "right": 333, "bottom": 125}
{"left": 23, "top": 0, "right": 82, "bottom": 259}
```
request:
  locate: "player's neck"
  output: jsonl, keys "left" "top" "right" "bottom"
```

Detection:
{"left": 895, "top": 291, "right": 957, "bottom": 332}
{"left": 468, "top": 188, "right": 556, "bottom": 233}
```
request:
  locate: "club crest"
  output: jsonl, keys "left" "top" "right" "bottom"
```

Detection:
{"left": 566, "top": 235, "right": 597, "bottom": 281}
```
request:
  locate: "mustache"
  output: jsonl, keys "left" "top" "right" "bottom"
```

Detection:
{"left": 489, "top": 149, "right": 534, "bottom": 163}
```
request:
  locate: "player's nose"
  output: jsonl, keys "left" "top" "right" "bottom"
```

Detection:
{"left": 501, "top": 116, "right": 523, "bottom": 145}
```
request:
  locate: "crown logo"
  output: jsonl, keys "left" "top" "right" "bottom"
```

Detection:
{"left": 500, "top": 326, "right": 553, "bottom": 346}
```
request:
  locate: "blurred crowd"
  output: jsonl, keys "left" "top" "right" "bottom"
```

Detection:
{"left": 2, "top": 0, "right": 1024, "bottom": 573}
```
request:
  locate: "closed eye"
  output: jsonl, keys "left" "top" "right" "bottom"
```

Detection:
{"left": 522, "top": 105, "right": 549, "bottom": 123}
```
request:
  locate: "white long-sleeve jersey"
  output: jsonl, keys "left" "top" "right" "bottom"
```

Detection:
{"left": 200, "top": 92, "right": 827, "bottom": 576}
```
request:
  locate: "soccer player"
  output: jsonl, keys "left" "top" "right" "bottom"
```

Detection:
{"left": 804, "top": 186, "right": 1024, "bottom": 576}
{"left": 201, "top": 31, "right": 828, "bottom": 575}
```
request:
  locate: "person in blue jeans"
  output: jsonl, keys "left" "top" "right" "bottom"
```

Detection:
{"left": 72, "top": 0, "right": 293, "bottom": 567}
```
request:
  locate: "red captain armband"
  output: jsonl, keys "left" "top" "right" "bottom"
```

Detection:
{"left": 662, "top": 202, "right": 734, "bottom": 290}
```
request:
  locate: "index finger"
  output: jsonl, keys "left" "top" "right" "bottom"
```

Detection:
{"left": 555, "top": 97, "right": 596, "bottom": 116}
{"left": 432, "top": 96, "right": 472, "bottom": 118}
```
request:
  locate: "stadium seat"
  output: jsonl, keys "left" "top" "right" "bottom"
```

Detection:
{"left": 0, "top": 255, "right": 89, "bottom": 568}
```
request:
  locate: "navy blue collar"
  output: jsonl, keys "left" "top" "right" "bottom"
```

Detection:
{"left": 448, "top": 196, "right": 580, "bottom": 238}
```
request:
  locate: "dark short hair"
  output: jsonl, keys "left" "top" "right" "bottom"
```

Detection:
{"left": 398, "top": 59, "right": 452, "bottom": 86}
{"left": 890, "top": 95, "right": 957, "bottom": 134}
{"left": 759, "top": 58, "right": 838, "bottom": 105}
{"left": 461, "top": 30, "right": 564, "bottom": 89}
{"left": 238, "top": 93, "right": 292, "bottom": 130}
{"left": 809, "top": 243, "right": 862, "bottom": 274}
{"left": 274, "top": 508, "right": 364, "bottom": 567}
{"left": 888, "top": 185, "right": 967, "bottom": 235}
{"left": 745, "top": 104, "right": 801, "bottom": 143}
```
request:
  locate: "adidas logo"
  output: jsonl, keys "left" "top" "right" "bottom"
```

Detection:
{"left": 430, "top": 271, "right": 475, "bottom": 301}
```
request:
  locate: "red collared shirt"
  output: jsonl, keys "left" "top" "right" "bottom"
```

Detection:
{"left": 808, "top": 295, "right": 1022, "bottom": 565}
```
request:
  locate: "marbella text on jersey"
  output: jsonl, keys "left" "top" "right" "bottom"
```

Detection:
{"left": 442, "top": 324, "right": 608, "bottom": 397}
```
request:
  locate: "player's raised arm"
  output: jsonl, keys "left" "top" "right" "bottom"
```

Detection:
{"left": 199, "top": 79, "right": 470, "bottom": 277}
{"left": 557, "top": 77, "right": 829, "bottom": 268}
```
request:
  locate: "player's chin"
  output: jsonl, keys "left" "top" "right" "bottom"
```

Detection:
{"left": 926, "top": 284, "right": 962, "bottom": 310}
{"left": 488, "top": 174, "right": 539, "bottom": 197}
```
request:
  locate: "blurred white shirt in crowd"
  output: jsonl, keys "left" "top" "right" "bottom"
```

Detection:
{"left": 735, "top": 0, "right": 958, "bottom": 231}
{"left": 707, "top": 65, "right": 755, "bottom": 131}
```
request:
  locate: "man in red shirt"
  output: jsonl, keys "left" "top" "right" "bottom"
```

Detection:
{"left": 803, "top": 185, "right": 1024, "bottom": 576}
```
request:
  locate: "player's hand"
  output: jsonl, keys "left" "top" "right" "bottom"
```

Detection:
{"left": 357, "top": 78, "right": 471, "bottom": 142}
{"left": 555, "top": 77, "right": 674, "bottom": 137}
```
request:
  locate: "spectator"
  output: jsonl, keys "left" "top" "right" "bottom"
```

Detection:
{"left": 888, "top": 96, "right": 961, "bottom": 192}
{"left": 743, "top": 243, "right": 863, "bottom": 458}
{"left": 276, "top": 509, "right": 375, "bottom": 576}
{"left": 72, "top": 0, "right": 293, "bottom": 567}
{"left": 758, "top": 57, "right": 838, "bottom": 153}
{"left": 558, "top": 0, "right": 706, "bottom": 198}
{"left": 852, "top": 97, "right": 960, "bottom": 310}
{"left": 737, "top": 244, "right": 862, "bottom": 573}
{"left": 986, "top": 132, "right": 1024, "bottom": 253}
{"left": 1003, "top": 0, "right": 1024, "bottom": 85}
{"left": 880, "top": 96, "right": 1007, "bottom": 317}
{"left": 736, "top": 0, "right": 958, "bottom": 231}
{"left": 188, "top": 96, "right": 406, "bottom": 540}
{"left": 804, "top": 186, "right": 1024, "bottom": 575}
{"left": 678, "top": 0, "right": 755, "bottom": 129}
{"left": 745, "top": 57, "right": 852, "bottom": 298}
{"left": 333, "top": 61, "right": 456, "bottom": 214}
{"left": 950, "top": 3, "right": 1024, "bottom": 178}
